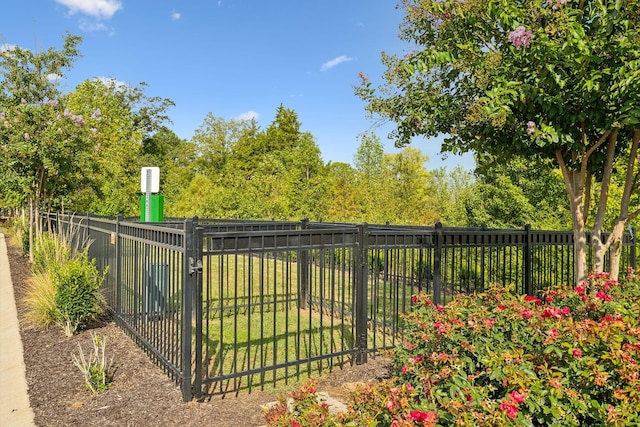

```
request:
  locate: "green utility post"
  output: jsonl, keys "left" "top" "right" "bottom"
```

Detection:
{"left": 139, "top": 194, "right": 164, "bottom": 222}
{"left": 140, "top": 166, "right": 164, "bottom": 222}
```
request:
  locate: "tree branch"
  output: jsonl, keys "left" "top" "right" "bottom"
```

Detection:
{"left": 593, "top": 130, "right": 618, "bottom": 235}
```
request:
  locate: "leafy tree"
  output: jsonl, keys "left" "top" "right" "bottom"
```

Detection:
{"left": 356, "top": 0, "right": 640, "bottom": 282}
{"left": 324, "top": 162, "right": 360, "bottom": 222}
{"left": 192, "top": 113, "right": 253, "bottom": 177}
{"left": 381, "top": 147, "right": 437, "bottom": 225}
{"left": 353, "top": 132, "right": 386, "bottom": 221}
{"left": 0, "top": 33, "right": 93, "bottom": 259}
{"left": 177, "top": 107, "right": 326, "bottom": 220}
{"left": 141, "top": 127, "right": 196, "bottom": 215}
{"left": 470, "top": 155, "right": 571, "bottom": 229}
{"left": 65, "top": 78, "right": 174, "bottom": 215}
{"left": 429, "top": 166, "right": 476, "bottom": 226}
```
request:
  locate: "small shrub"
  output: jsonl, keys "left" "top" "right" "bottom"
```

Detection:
{"left": 72, "top": 333, "right": 114, "bottom": 394}
{"left": 54, "top": 250, "right": 106, "bottom": 336}
{"left": 263, "top": 379, "right": 338, "bottom": 427}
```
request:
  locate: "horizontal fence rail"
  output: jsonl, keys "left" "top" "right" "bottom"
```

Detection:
{"left": 43, "top": 213, "right": 636, "bottom": 401}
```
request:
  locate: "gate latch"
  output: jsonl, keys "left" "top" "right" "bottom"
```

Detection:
{"left": 189, "top": 257, "right": 203, "bottom": 275}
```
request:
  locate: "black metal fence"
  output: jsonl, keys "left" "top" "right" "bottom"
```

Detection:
{"left": 44, "top": 213, "right": 636, "bottom": 401}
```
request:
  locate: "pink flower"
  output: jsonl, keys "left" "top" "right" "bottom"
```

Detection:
{"left": 524, "top": 295, "right": 542, "bottom": 305}
{"left": 572, "top": 348, "right": 583, "bottom": 358}
{"left": 484, "top": 318, "right": 496, "bottom": 328}
{"left": 24, "top": 132, "right": 30, "bottom": 140}
{"left": 595, "top": 290, "right": 612, "bottom": 302}
{"left": 547, "top": 329, "right": 560, "bottom": 340}
{"left": 541, "top": 307, "right": 570, "bottom": 319}
{"left": 409, "top": 410, "right": 437, "bottom": 423}
{"left": 509, "top": 391, "right": 525, "bottom": 404}
{"left": 520, "top": 308, "right": 533, "bottom": 319}
{"left": 526, "top": 121, "right": 536, "bottom": 134}
{"left": 551, "top": 0, "right": 569, "bottom": 10}
{"left": 434, "top": 321, "right": 447, "bottom": 334}
{"left": 509, "top": 26, "right": 534, "bottom": 48}
{"left": 497, "top": 304, "right": 507, "bottom": 310}
{"left": 411, "top": 295, "right": 418, "bottom": 304}
{"left": 291, "top": 421, "right": 300, "bottom": 427}
{"left": 500, "top": 402, "right": 518, "bottom": 419}
{"left": 408, "top": 356, "right": 423, "bottom": 364}
{"left": 386, "top": 400, "right": 395, "bottom": 412}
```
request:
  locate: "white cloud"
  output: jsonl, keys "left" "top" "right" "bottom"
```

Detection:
{"left": 321, "top": 55, "right": 353, "bottom": 72}
{"left": 46, "top": 73, "right": 63, "bottom": 83}
{"left": 95, "top": 76, "right": 128, "bottom": 91}
{"left": 0, "top": 43, "right": 17, "bottom": 52}
{"left": 171, "top": 11, "right": 181, "bottom": 20}
{"left": 235, "top": 111, "right": 259, "bottom": 121}
{"left": 79, "top": 20, "right": 109, "bottom": 32}
{"left": 55, "top": 0, "right": 122, "bottom": 20}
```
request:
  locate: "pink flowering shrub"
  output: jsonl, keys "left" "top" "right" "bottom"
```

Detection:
{"left": 265, "top": 270, "right": 640, "bottom": 426}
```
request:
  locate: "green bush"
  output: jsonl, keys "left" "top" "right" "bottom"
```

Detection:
{"left": 267, "top": 271, "right": 640, "bottom": 426}
{"left": 54, "top": 250, "right": 106, "bottom": 336}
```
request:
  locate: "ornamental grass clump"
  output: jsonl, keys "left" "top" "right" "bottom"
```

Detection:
{"left": 72, "top": 333, "right": 114, "bottom": 394}
{"left": 267, "top": 271, "right": 640, "bottom": 426}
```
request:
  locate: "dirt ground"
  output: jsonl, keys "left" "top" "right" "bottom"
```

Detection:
{"left": 7, "top": 239, "right": 392, "bottom": 427}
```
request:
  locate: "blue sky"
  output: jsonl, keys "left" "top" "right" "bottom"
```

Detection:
{"left": 0, "top": 0, "right": 474, "bottom": 170}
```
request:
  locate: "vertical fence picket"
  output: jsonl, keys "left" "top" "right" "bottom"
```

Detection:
{"left": 524, "top": 224, "right": 532, "bottom": 296}
{"left": 433, "top": 222, "right": 443, "bottom": 306}
{"left": 355, "top": 223, "right": 368, "bottom": 365}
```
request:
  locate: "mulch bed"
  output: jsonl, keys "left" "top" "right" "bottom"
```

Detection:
{"left": 7, "top": 238, "right": 392, "bottom": 427}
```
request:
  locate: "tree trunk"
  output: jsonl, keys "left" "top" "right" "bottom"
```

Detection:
{"left": 607, "top": 129, "right": 640, "bottom": 280}
{"left": 28, "top": 197, "right": 34, "bottom": 263}
{"left": 574, "top": 225, "right": 588, "bottom": 285}
{"left": 608, "top": 221, "right": 626, "bottom": 280}
{"left": 556, "top": 150, "right": 588, "bottom": 285}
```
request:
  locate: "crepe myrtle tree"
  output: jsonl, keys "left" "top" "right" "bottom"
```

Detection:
{"left": 0, "top": 34, "right": 100, "bottom": 260}
{"left": 356, "top": 0, "right": 640, "bottom": 283}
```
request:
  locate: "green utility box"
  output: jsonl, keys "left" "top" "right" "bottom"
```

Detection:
{"left": 140, "top": 194, "right": 164, "bottom": 222}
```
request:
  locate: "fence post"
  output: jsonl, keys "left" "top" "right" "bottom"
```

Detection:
{"left": 192, "top": 218, "right": 204, "bottom": 400}
{"left": 631, "top": 227, "right": 637, "bottom": 270}
{"left": 115, "top": 215, "right": 122, "bottom": 316}
{"left": 299, "top": 218, "right": 309, "bottom": 309}
{"left": 354, "top": 223, "right": 369, "bottom": 365}
{"left": 433, "top": 222, "right": 443, "bottom": 306}
{"left": 524, "top": 224, "right": 532, "bottom": 296}
{"left": 181, "top": 218, "right": 195, "bottom": 402}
